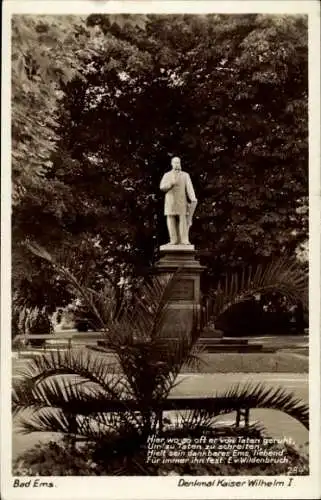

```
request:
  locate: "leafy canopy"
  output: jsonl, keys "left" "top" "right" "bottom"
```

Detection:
{"left": 12, "top": 14, "right": 308, "bottom": 310}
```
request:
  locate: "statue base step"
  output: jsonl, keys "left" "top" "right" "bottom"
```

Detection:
{"left": 156, "top": 245, "right": 203, "bottom": 270}
{"left": 160, "top": 243, "right": 195, "bottom": 252}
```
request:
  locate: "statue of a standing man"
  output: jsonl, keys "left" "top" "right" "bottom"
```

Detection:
{"left": 160, "top": 157, "right": 197, "bottom": 245}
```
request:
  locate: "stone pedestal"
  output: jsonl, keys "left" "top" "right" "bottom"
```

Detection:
{"left": 154, "top": 244, "right": 205, "bottom": 337}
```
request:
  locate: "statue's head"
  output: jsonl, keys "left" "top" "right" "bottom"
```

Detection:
{"left": 171, "top": 156, "right": 181, "bottom": 171}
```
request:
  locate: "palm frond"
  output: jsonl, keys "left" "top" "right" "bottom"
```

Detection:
{"left": 207, "top": 256, "right": 308, "bottom": 321}
{"left": 182, "top": 344, "right": 206, "bottom": 372}
{"left": 162, "top": 383, "right": 309, "bottom": 429}
{"left": 26, "top": 241, "right": 113, "bottom": 329}
{"left": 13, "top": 376, "right": 149, "bottom": 437}
{"left": 12, "top": 350, "right": 137, "bottom": 423}
{"left": 80, "top": 412, "right": 141, "bottom": 438}
{"left": 14, "top": 349, "right": 129, "bottom": 396}
{"left": 155, "top": 310, "right": 201, "bottom": 373}
{"left": 16, "top": 407, "right": 76, "bottom": 435}
{"left": 171, "top": 410, "right": 267, "bottom": 436}
{"left": 178, "top": 408, "right": 215, "bottom": 431}
{"left": 125, "top": 271, "right": 181, "bottom": 343}
{"left": 25, "top": 241, "right": 54, "bottom": 264}
{"left": 99, "top": 276, "right": 203, "bottom": 403}
{"left": 15, "top": 406, "right": 140, "bottom": 438}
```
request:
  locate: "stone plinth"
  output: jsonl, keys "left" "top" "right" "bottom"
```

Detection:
{"left": 155, "top": 245, "right": 205, "bottom": 337}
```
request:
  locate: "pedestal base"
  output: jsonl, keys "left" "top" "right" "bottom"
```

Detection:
{"left": 155, "top": 246, "right": 205, "bottom": 337}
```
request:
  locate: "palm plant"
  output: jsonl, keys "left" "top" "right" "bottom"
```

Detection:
{"left": 203, "top": 256, "right": 308, "bottom": 328}
{"left": 12, "top": 243, "right": 309, "bottom": 475}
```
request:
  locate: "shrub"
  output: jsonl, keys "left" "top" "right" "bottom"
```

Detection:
{"left": 27, "top": 307, "right": 53, "bottom": 346}
{"left": 13, "top": 439, "right": 99, "bottom": 476}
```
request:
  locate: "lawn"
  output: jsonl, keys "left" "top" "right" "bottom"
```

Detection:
{"left": 182, "top": 352, "right": 308, "bottom": 373}
{"left": 84, "top": 347, "right": 308, "bottom": 373}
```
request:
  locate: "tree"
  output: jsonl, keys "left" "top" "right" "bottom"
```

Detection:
{"left": 12, "top": 16, "right": 90, "bottom": 203}
{"left": 11, "top": 14, "right": 148, "bottom": 310}
{"left": 60, "top": 14, "right": 308, "bottom": 270}
{"left": 12, "top": 14, "right": 308, "bottom": 310}
{"left": 11, "top": 14, "right": 148, "bottom": 204}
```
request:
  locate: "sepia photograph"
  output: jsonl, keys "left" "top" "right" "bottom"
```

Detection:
{"left": 1, "top": 1, "right": 320, "bottom": 499}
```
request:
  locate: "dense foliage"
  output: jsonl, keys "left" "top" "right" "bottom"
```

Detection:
{"left": 11, "top": 15, "right": 147, "bottom": 309}
{"left": 12, "top": 14, "right": 308, "bottom": 311}
{"left": 12, "top": 14, "right": 147, "bottom": 204}
{"left": 12, "top": 16, "right": 91, "bottom": 203}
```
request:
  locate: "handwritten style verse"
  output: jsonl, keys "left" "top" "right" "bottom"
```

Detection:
{"left": 147, "top": 435, "right": 296, "bottom": 466}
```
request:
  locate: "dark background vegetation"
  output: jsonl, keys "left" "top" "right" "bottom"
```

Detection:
{"left": 12, "top": 14, "right": 308, "bottom": 333}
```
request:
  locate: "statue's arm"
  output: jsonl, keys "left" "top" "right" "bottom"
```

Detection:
{"left": 160, "top": 174, "right": 174, "bottom": 192}
{"left": 186, "top": 174, "right": 197, "bottom": 203}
